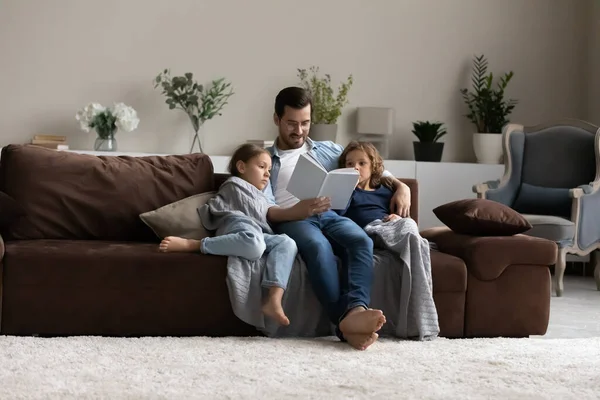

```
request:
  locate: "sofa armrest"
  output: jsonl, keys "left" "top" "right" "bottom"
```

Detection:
{"left": 399, "top": 178, "right": 418, "bottom": 225}
{"left": 421, "top": 227, "right": 557, "bottom": 281}
{"left": 213, "top": 174, "right": 420, "bottom": 224}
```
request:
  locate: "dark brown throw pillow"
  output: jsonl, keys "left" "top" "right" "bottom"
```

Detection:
{"left": 433, "top": 198, "right": 532, "bottom": 236}
{"left": 0, "top": 190, "right": 26, "bottom": 229}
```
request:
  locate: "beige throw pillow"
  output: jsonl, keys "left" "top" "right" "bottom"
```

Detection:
{"left": 139, "top": 191, "right": 217, "bottom": 240}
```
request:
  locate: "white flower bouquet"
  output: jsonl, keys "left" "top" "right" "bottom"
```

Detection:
{"left": 76, "top": 102, "right": 140, "bottom": 139}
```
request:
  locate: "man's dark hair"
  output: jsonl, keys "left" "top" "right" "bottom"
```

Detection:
{"left": 274, "top": 87, "right": 312, "bottom": 119}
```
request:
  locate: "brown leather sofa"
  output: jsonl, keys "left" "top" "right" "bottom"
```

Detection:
{"left": 0, "top": 144, "right": 557, "bottom": 338}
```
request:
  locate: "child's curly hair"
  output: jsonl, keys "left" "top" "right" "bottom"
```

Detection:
{"left": 338, "top": 141, "right": 385, "bottom": 188}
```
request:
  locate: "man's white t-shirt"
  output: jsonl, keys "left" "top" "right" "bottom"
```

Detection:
{"left": 274, "top": 142, "right": 309, "bottom": 208}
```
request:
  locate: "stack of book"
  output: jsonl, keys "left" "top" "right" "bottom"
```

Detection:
{"left": 30, "top": 135, "right": 69, "bottom": 150}
{"left": 246, "top": 139, "right": 274, "bottom": 148}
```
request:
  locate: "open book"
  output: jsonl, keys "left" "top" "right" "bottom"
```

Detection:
{"left": 286, "top": 153, "right": 359, "bottom": 210}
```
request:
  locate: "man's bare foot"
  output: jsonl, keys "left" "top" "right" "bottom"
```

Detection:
{"left": 345, "top": 332, "right": 379, "bottom": 351}
{"left": 159, "top": 236, "right": 201, "bottom": 253}
{"left": 339, "top": 307, "right": 386, "bottom": 335}
{"left": 261, "top": 287, "right": 290, "bottom": 326}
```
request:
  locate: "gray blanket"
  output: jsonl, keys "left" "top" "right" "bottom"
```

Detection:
{"left": 197, "top": 177, "right": 439, "bottom": 341}
{"left": 364, "top": 218, "right": 439, "bottom": 341}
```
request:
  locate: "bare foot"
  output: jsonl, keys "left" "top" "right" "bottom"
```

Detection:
{"left": 345, "top": 332, "right": 379, "bottom": 351}
{"left": 159, "top": 236, "right": 201, "bottom": 253}
{"left": 339, "top": 307, "right": 386, "bottom": 335}
{"left": 261, "top": 287, "right": 290, "bottom": 326}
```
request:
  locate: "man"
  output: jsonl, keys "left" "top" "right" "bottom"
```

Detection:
{"left": 264, "top": 87, "right": 411, "bottom": 350}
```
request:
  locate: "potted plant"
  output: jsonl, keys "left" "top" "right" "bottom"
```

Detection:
{"left": 154, "top": 69, "right": 234, "bottom": 154}
{"left": 460, "top": 55, "right": 518, "bottom": 164}
{"left": 411, "top": 121, "right": 447, "bottom": 162}
{"left": 75, "top": 102, "right": 140, "bottom": 152}
{"left": 297, "top": 66, "right": 353, "bottom": 142}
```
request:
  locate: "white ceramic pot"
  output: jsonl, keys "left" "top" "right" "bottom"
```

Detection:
{"left": 309, "top": 124, "right": 338, "bottom": 142}
{"left": 473, "top": 133, "right": 503, "bottom": 164}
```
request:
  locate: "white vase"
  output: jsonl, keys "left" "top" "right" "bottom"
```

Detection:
{"left": 309, "top": 124, "right": 338, "bottom": 142}
{"left": 473, "top": 133, "right": 503, "bottom": 164}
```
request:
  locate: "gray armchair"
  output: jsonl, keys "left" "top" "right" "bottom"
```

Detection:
{"left": 473, "top": 119, "right": 600, "bottom": 297}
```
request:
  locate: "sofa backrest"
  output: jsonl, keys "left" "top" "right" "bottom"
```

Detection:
{"left": 0, "top": 144, "right": 215, "bottom": 242}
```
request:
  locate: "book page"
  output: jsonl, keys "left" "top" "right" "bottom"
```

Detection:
{"left": 318, "top": 168, "right": 359, "bottom": 210}
{"left": 286, "top": 154, "right": 328, "bottom": 200}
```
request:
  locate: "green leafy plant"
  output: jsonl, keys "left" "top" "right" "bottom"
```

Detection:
{"left": 460, "top": 55, "right": 518, "bottom": 133}
{"left": 297, "top": 66, "right": 353, "bottom": 124}
{"left": 154, "top": 69, "right": 234, "bottom": 153}
{"left": 411, "top": 121, "right": 447, "bottom": 143}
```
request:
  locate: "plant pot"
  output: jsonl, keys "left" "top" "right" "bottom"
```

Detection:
{"left": 473, "top": 133, "right": 503, "bottom": 164}
{"left": 413, "top": 142, "right": 444, "bottom": 162}
{"left": 309, "top": 124, "right": 338, "bottom": 142}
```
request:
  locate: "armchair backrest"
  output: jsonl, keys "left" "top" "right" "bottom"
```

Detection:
{"left": 508, "top": 120, "right": 599, "bottom": 218}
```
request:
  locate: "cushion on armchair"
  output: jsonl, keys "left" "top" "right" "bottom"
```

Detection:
{"left": 512, "top": 183, "right": 572, "bottom": 219}
{"left": 433, "top": 198, "right": 532, "bottom": 236}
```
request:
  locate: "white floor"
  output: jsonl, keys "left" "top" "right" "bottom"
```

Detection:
{"left": 539, "top": 276, "right": 600, "bottom": 339}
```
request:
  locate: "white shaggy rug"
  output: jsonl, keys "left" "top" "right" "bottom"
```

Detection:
{"left": 0, "top": 335, "right": 598, "bottom": 400}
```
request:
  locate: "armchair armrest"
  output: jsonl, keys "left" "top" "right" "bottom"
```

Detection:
{"left": 570, "top": 182, "right": 600, "bottom": 250}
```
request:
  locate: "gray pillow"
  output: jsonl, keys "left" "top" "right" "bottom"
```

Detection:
{"left": 139, "top": 191, "right": 216, "bottom": 240}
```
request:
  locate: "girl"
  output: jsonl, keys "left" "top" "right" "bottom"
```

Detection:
{"left": 159, "top": 143, "right": 296, "bottom": 327}
{"left": 337, "top": 141, "right": 403, "bottom": 227}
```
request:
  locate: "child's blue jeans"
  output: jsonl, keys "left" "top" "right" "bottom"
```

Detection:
{"left": 201, "top": 230, "right": 297, "bottom": 290}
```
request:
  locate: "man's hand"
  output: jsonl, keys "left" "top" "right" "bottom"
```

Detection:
{"left": 293, "top": 197, "right": 331, "bottom": 219}
{"left": 382, "top": 213, "right": 402, "bottom": 222}
{"left": 389, "top": 181, "right": 411, "bottom": 217}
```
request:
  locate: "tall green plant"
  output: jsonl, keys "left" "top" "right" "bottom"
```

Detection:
{"left": 460, "top": 55, "right": 518, "bottom": 133}
{"left": 154, "top": 69, "right": 234, "bottom": 153}
{"left": 411, "top": 121, "right": 447, "bottom": 143}
{"left": 297, "top": 66, "right": 353, "bottom": 124}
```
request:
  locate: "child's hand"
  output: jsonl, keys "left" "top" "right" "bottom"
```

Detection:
{"left": 294, "top": 197, "right": 331, "bottom": 218}
{"left": 383, "top": 214, "right": 401, "bottom": 222}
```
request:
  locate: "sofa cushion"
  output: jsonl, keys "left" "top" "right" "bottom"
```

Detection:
{"left": 0, "top": 145, "right": 215, "bottom": 242}
{"left": 0, "top": 190, "right": 26, "bottom": 230}
{"left": 433, "top": 198, "right": 532, "bottom": 236}
{"left": 521, "top": 214, "right": 575, "bottom": 243}
{"left": 1, "top": 239, "right": 257, "bottom": 337}
{"left": 140, "top": 191, "right": 217, "bottom": 240}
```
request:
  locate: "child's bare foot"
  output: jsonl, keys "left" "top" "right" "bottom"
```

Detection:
{"left": 262, "top": 300, "right": 290, "bottom": 326}
{"left": 159, "top": 236, "right": 201, "bottom": 253}
{"left": 345, "top": 332, "right": 379, "bottom": 351}
{"left": 339, "top": 307, "right": 386, "bottom": 335}
{"left": 262, "top": 287, "right": 290, "bottom": 326}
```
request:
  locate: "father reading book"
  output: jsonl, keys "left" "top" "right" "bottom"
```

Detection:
{"left": 263, "top": 86, "right": 412, "bottom": 350}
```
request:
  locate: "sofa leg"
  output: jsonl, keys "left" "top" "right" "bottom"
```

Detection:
{"left": 592, "top": 251, "right": 600, "bottom": 291}
{"left": 554, "top": 250, "right": 566, "bottom": 297}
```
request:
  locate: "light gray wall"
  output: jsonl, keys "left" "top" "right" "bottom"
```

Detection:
{"left": 0, "top": 0, "right": 591, "bottom": 161}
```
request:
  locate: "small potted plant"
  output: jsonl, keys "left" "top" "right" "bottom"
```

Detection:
{"left": 460, "top": 54, "right": 518, "bottom": 164}
{"left": 297, "top": 66, "right": 353, "bottom": 142}
{"left": 154, "top": 69, "right": 234, "bottom": 154}
{"left": 412, "top": 120, "right": 447, "bottom": 162}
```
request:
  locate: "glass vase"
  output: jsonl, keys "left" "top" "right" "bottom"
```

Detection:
{"left": 94, "top": 129, "right": 118, "bottom": 152}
